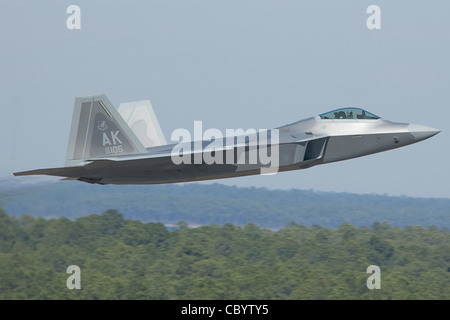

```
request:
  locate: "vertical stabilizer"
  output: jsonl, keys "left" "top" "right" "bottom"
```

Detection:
{"left": 65, "top": 94, "right": 147, "bottom": 166}
{"left": 118, "top": 100, "right": 167, "bottom": 148}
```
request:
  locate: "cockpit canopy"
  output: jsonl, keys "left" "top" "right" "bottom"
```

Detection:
{"left": 319, "top": 108, "right": 380, "bottom": 120}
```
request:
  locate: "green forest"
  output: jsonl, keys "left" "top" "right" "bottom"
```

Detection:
{"left": 1, "top": 208, "right": 450, "bottom": 300}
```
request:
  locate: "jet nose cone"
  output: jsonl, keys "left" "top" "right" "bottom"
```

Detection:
{"left": 408, "top": 124, "right": 441, "bottom": 142}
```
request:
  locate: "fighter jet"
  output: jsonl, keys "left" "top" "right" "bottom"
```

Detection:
{"left": 14, "top": 94, "right": 440, "bottom": 185}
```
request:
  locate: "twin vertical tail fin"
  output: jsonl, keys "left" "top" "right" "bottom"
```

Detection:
{"left": 65, "top": 94, "right": 166, "bottom": 166}
{"left": 14, "top": 94, "right": 166, "bottom": 179}
{"left": 118, "top": 100, "right": 167, "bottom": 148}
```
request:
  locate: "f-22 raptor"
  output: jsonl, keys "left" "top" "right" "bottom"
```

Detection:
{"left": 14, "top": 94, "right": 440, "bottom": 185}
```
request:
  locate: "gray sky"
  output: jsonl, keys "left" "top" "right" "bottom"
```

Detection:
{"left": 1, "top": 1, "right": 449, "bottom": 198}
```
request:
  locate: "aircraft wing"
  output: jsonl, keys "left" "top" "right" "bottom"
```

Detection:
{"left": 14, "top": 131, "right": 328, "bottom": 184}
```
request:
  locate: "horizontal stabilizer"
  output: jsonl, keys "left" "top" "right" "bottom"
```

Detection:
{"left": 13, "top": 166, "right": 87, "bottom": 178}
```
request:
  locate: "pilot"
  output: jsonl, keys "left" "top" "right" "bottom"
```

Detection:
{"left": 334, "top": 111, "right": 346, "bottom": 119}
{"left": 357, "top": 111, "right": 366, "bottom": 119}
